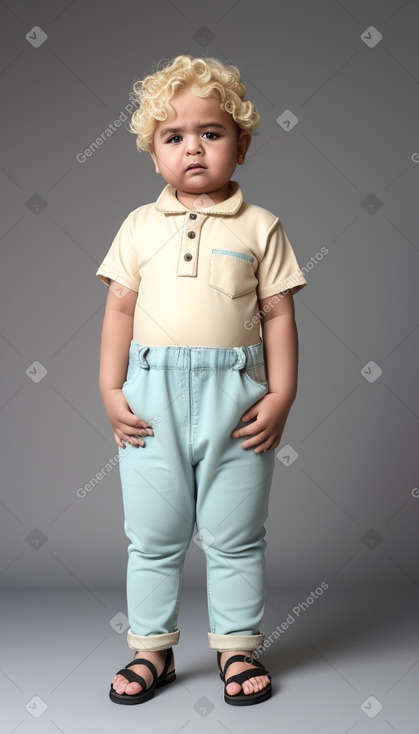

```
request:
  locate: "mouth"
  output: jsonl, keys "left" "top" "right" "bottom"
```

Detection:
{"left": 186, "top": 162, "right": 206, "bottom": 171}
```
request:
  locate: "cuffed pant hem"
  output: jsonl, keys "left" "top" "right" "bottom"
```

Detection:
{"left": 208, "top": 632, "right": 265, "bottom": 651}
{"left": 127, "top": 628, "right": 180, "bottom": 651}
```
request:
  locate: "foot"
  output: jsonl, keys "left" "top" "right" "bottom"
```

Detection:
{"left": 112, "top": 649, "right": 175, "bottom": 696}
{"left": 219, "top": 650, "right": 270, "bottom": 697}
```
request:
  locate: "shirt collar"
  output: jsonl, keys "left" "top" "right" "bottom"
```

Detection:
{"left": 154, "top": 180, "right": 243, "bottom": 216}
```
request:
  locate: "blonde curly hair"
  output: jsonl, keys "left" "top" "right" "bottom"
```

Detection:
{"left": 128, "top": 54, "right": 260, "bottom": 152}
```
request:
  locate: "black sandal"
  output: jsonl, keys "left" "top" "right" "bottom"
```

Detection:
{"left": 109, "top": 647, "right": 176, "bottom": 705}
{"left": 217, "top": 651, "right": 272, "bottom": 706}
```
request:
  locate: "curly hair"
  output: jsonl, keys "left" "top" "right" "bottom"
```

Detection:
{"left": 128, "top": 54, "right": 261, "bottom": 152}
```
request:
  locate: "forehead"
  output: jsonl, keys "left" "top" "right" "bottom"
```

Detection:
{"left": 157, "top": 88, "right": 236, "bottom": 128}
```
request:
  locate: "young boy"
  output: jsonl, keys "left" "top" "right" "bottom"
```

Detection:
{"left": 96, "top": 55, "right": 307, "bottom": 707}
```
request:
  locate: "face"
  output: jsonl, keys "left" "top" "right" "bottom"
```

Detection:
{"left": 149, "top": 88, "right": 252, "bottom": 208}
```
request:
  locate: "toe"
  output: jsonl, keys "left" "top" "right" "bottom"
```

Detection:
{"left": 243, "top": 675, "right": 269, "bottom": 694}
{"left": 242, "top": 680, "right": 253, "bottom": 694}
{"left": 112, "top": 675, "right": 125, "bottom": 693}
{"left": 112, "top": 675, "right": 142, "bottom": 695}
{"left": 244, "top": 679, "right": 255, "bottom": 693}
{"left": 125, "top": 681, "right": 141, "bottom": 695}
{"left": 226, "top": 681, "right": 242, "bottom": 696}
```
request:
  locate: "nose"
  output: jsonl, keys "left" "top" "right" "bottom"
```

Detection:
{"left": 186, "top": 137, "right": 203, "bottom": 155}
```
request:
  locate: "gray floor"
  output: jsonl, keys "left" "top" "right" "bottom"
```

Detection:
{"left": 1, "top": 587, "right": 418, "bottom": 733}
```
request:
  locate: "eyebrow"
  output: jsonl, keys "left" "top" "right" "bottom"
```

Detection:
{"left": 160, "top": 122, "right": 227, "bottom": 138}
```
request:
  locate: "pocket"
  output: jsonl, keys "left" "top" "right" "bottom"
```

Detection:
{"left": 243, "top": 361, "right": 269, "bottom": 392}
{"left": 209, "top": 249, "right": 257, "bottom": 298}
{"left": 122, "top": 360, "right": 141, "bottom": 391}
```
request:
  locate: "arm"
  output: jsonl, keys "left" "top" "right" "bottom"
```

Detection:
{"left": 99, "top": 282, "right": 137, "bottom": 394}
{"left": 99, "top": 282, "right": 154, "bottom": 448}
{"left": 231, "top": 291, "right": 299, "bottom": 453}
{"left": 260, "top": 291, "right": 298, "bottom": 404}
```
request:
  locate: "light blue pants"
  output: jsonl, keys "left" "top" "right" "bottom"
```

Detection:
{"left": 118, "top": 339, "right": 275, "bottom": 652}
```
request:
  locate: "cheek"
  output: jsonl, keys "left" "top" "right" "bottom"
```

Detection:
{"left": 155, "top": 151, "right": 171, "bottom": 168}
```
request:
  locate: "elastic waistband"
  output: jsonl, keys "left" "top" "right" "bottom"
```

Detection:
{"left": 127, "top": 339, "right": 265, "bottom": 371}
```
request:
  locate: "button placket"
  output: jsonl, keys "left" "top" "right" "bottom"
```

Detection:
{"left": 176, "top": 212, "right": 206, "bottom": 276}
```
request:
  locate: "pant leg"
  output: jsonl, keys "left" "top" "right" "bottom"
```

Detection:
{"left": 118, "top": 344, "right": 196, "bottom": 651}
{"left": 192, "top": 345, "right": 275, "bottom": 652}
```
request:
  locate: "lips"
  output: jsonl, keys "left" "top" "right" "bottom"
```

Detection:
{"left": 186, "top": 162, "right": 206, "bottom": 171}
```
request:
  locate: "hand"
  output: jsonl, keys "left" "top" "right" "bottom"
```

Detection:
{"left": 231, "top": 393, "right": 293, "bottom": 454}
{"left": 101, "top": 388, "right": 154, "bottom": 448}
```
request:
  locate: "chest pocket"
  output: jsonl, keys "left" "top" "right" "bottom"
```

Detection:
{"left": 209, "top": 249, "right": 257, "bottom": 299}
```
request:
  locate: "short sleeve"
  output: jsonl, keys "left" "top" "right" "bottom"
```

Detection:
{"left": 96, "top": 212, "right": 140, "bottom": 292}
{"left": 256, "top": 217, "right": 307, "bottom": 300}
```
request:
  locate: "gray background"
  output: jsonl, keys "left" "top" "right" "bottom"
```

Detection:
{"left": 1, "top": 1, "right": 419, "bottom": 731}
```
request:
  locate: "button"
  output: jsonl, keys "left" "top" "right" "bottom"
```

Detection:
{"left": 184, "top": 253, "right": 193, "bottom": 261}
{"left": 187, "top": 231, "right": 196, "bottom": 239}
{"left": 189, "top": 213, "right": 197, "bottom": 220}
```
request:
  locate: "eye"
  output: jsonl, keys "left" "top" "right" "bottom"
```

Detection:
{"left": 167, "top": 134, "right": 182, "bottom": 144}
{"left": 202, "top": 132, "right": 220, "bottom": 139}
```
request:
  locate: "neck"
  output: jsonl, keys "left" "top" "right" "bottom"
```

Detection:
{"left": 175, "top": 183, "right": 231, "bottom": 209}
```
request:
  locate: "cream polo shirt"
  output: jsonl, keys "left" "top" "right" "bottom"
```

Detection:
{"left": 96, "top": 180, "right": 307, "bottom": 348}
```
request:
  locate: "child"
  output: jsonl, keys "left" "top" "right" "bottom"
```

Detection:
{"left": 96, "top": 54, "right": 307, "bottom": 707}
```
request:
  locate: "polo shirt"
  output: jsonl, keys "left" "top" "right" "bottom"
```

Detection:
{"left": 95, "top": 180, "right": 307, "bottom": 347}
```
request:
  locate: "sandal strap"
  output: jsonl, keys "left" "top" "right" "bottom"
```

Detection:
{"left": 161, "top": 647, "right": 173, "bottom": 677}
{"left": 226, "top": 667, "right": 271, "bottom": 686}
{"left": 220, "top": 653, "right": 265, "bottom": 677}
{"left": 125, "top": 658, "right": 158, "bottom": 683}
{"left": 114, "top": 667, "right": 148, "bottom": 690}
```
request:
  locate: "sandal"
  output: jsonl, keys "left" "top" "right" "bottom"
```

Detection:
{"left": 217, "top": 651, "right": 272, "bottom": 706}
{"left": 109, "top": 647, "right": 176, "bottom": 705}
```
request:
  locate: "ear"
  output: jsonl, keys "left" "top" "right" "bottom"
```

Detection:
{"left": 149, "top": 149, "right": 161, "bottom": 174}
{"left": 237, "top": 130, "right": 252, "bottom": 165}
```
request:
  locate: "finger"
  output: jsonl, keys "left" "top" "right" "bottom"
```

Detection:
{"left": 121, "top": 413, "right": 153, "bottom": 427}
{"left": 114, "top": 432, "right": 125, "bottom": 449}
{"left": 231, "top": 418, "right": 258, "bottom": 437}
{"left": 232, "top": 420, "right": 264, "bottom": 439}
{"left": 254, "top": 432, "right": 279, "bottom": 453}
{"left": 240, "top": 430, "right": 271, "bottom": 450}
{"left": 118, "top": 428, "right": 147, "bottom": 448}
{"left": 125, "top": 433, "right": 146, "bottom": 447}
{"left": 128, "top": 425, "right": 156, "bottom": 444}
{"left": 114, "top": 431, "right": 143, "bottom": 449}
{"left": 241, "top": 396, "right": 266, "bottom": 420}
{"left": 240, "top": 405, "right": 259, "bottom": 422}
{"left": 121, "top": 419, "right": 154, "bottom": 436}
{"left": 254, "top": 438, "right": 275, "bottom": 454}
